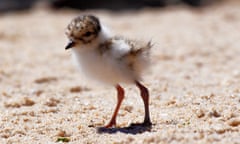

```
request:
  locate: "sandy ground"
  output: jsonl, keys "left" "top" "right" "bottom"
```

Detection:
{"left": 0, "top": 1, "right": 240, "bottom": 144}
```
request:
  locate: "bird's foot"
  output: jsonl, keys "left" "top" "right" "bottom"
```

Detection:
{"left": 130, "top": 120, "right": 152, "bottom": 127}
{"left": 104, "top": 121, "right": 116, "bottom": 128}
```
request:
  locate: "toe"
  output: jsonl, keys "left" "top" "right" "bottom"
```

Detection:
{"left": 104, "top": 121, "right": 116, "bottom": 128}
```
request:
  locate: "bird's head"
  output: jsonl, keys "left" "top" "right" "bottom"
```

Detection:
{"left": 65, "top": 15, "right": 101, "bottom": 50}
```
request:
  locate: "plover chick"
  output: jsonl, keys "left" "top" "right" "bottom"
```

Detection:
{"left": 65, "top": 15, "right": 152, "bottom": 128}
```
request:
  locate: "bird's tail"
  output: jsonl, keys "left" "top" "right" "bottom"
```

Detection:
{"left": 132, "top": 41, "right": 152, "bottom": 56}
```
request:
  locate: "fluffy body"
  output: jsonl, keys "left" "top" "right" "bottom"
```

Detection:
{"left": 65, "top": 15, "right": 152, "bottom": 128}
{"left": 69, "top": 21, "right": 151, "bottom": 85}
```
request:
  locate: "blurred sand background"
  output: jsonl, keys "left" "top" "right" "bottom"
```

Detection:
{"left": 0, "top": 0, "right": 240, "bottom": 143}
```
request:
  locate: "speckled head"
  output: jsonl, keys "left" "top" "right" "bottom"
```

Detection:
{"left": 65, "top": 15, "right": 101, "bottom": 49}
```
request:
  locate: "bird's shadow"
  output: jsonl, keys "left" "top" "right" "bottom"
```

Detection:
{"left": 96, "top": 123, "right": 153, "bottom": 134}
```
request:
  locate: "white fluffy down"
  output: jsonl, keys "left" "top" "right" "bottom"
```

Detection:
{"left": 71, "top": 25, "right": 149, "bottom": 85}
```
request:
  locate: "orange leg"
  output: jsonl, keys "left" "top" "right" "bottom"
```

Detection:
{"left": 105, "top": 84, "right": 125, "bottom": 128}
{"left": 136, "top": 81, "right": 152, "bottom": 126}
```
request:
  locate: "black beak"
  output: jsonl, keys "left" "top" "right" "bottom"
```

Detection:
{"left": 65, "top": 41, "right": 75, "bottom": 50}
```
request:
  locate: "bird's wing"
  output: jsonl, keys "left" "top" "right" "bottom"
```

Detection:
{"left": 99, "top": 36, "right": 152, "bottom": 58}
{"left": 98, "top": 36, "right": 152, "bottom": 75}
{"left": 98, "top": 36, "right": 131, "bottom": 58}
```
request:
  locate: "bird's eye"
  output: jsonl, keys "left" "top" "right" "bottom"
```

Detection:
{"left": 84, "top": 32, "right": 92, "bottom": 37}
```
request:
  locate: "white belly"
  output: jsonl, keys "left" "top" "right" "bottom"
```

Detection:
{"left": 72, "top": 48, "right": 135, "bottom": 85}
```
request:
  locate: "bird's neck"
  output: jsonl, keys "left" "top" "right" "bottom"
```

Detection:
{"left": 98, "top": 24, "right": 112, "bottom": 44}
{"left": 85, "top": 24, "right": 112, "bottom": 49}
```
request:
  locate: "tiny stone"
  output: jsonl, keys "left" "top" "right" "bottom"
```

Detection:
{"left": 196, "top": 109, "right": 205, "bottom": 118}
{"left": 123, "top": 105, "right": 133, "bottom": 112}
{"left": 34, "top": 77, "right": 57, "bottom": 84}
{"left": 209, "top": 110, "right": 221, "bottom": 118}
{"left": 22, "top": 97, "right": 35, "bottom": 106}
{"left": 228, "top": 118, "right": 240, "bottom": 127}
{"left": 70, "top": 86, "right": 83, "bottom": 93}
{"left": 31, "top": 89, "right": 44, "bottom": 96}
{"left": 4, "top": 102, "right": 20, "bottom": 108}
{"left": 45, "top": 98, "right": 60, "bottom": 107}
{"left": 57, "top": 130, "right": 67, "bottom": 137}
{"left": 70, "top": 86, "right": 90, "bottom": 93}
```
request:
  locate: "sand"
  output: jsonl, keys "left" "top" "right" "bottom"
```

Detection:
{"left": 0, "top": 1, "right": 240, "bottom": 144}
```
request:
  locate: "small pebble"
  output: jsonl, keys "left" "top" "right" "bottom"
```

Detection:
{"left": 228, "top": 118, "right": 240, "bottom": 127}
{"left": 34, "top": 77, "right": 57, "bottom": 84}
